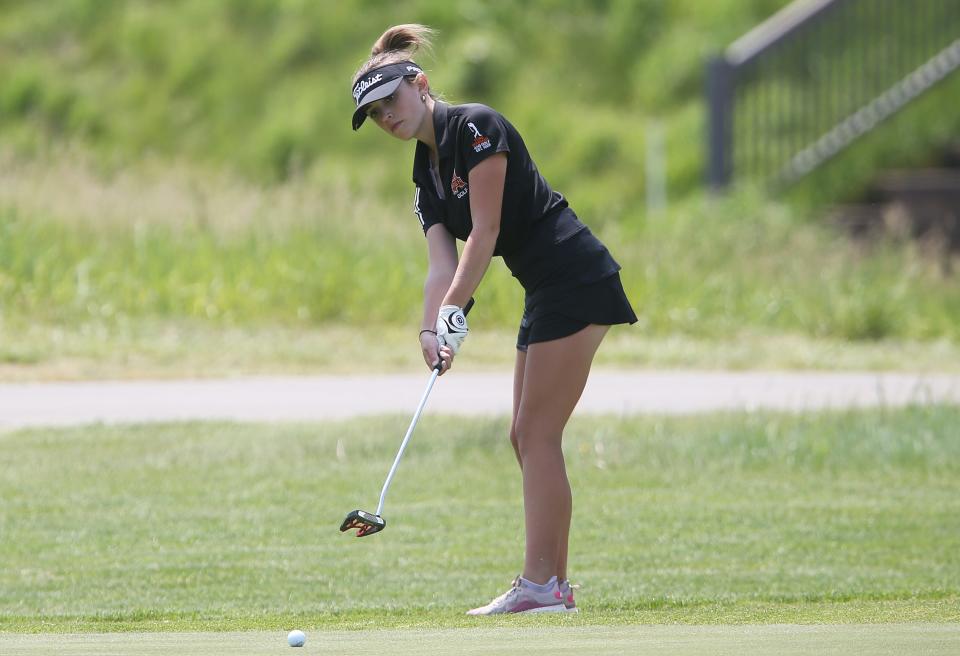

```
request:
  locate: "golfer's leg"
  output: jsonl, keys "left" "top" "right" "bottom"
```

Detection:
{"left": 515, "top": 324, "right": 608, "bottom": 585}
{"left": 510, "top": 348, "right": 526, "bottom": 468}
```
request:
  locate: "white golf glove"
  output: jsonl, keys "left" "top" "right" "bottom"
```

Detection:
{"left": 436, "top": 304, "right": 469, "bottom": 354}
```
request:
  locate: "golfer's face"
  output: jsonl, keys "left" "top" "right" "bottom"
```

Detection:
{"left": 365, "top": 81, "right": 422, "bottom": 141}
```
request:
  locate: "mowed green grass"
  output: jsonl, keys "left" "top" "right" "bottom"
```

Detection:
{"left": 3, "top": 625, "right": 960, "bottom": 656}
{"left": 0, "top": 408, "right": 958, "bottom": 635}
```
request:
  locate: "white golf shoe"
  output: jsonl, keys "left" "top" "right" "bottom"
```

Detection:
{"left": 466, "top": 576, "right": 567, "bottom": 615}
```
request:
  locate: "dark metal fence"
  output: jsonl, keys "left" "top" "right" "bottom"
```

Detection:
{"left": 707, "top": 0, "right": 960, "bottom": 190}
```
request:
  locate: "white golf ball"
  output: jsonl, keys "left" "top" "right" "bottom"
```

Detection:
{"left": 287, "top": 630, "right": 306, "bottom": 647}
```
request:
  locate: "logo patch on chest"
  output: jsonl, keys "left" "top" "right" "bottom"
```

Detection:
{"left": 450, "top": 171, "right": 468, "bottom": 199}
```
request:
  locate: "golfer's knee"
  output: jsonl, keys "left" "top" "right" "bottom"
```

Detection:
{"left": 513, "top": 419, "right": 559, "bottom": 461}
{"left": 509, "top": 422, "right": 521, "bottom": 459}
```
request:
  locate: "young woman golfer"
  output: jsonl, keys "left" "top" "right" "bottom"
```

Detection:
{"left": 351, "top": 24, "right": 636, "bottom": 615}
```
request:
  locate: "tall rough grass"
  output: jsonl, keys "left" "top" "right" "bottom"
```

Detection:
{"left": 2, "top": 153, "right": 959, "bottom": 341}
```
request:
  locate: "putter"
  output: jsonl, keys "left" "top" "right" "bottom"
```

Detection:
{"left": 341, "top": 298, "right": 474, "bottom": 537}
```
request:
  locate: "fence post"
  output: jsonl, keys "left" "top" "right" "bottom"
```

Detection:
{"left": 706, "top": 56, "right": 735, "bottom": 190}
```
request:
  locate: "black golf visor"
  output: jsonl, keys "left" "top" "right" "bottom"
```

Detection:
{"left": 351, "top": 61, "right": 423, "bottom": 130}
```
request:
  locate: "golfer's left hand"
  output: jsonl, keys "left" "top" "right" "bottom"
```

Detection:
{"left": 436, "top": 304, "right": 469, "bottom": 354}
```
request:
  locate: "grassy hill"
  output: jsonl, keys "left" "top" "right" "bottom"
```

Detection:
{"left": 0, "top": 0, "right": 788, "bottom": 204}
{"left": 2, "top": 0, "right": 960, "bottom": 361}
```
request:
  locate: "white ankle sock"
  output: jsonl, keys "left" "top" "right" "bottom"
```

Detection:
{"left": 521, "top": 576, "right": 557, "bottom": 593}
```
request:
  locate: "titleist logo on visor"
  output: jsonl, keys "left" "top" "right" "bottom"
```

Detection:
{"left": 351, "top": 62, "right": 423, "bottom": 106}
{"left": 353, "top": 74, "right": 383, "bottom": 103}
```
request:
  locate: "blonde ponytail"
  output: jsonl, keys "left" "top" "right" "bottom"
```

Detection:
{"left": 370, "top": 24, "right": 434, "bottom": 57}
{"left": 354, "top": 24, "right": 435, "bottom": 83}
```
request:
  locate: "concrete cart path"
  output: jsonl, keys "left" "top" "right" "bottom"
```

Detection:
{"left": 2, "top": 370, "right": 959, "bottom": 430}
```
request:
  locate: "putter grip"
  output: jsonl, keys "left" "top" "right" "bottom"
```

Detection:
{"left": 434, "top": 297, "right": 475, "bottom": 372}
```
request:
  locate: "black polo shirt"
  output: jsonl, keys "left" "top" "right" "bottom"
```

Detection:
{"left": 411, "top": 101, "right": 568, "bottom": 257}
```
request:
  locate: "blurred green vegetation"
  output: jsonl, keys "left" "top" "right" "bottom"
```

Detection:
{"left": 1, "top": 0, "right": 959, "bottom": 348}
{"left": 4, "top": 186, "right": 960, "bottom": 341}
{"left": 0, "top": 0, "right": 789, "bottom": 212}
{"left": 3, "top": 0, "right": 956, "bottom": 210}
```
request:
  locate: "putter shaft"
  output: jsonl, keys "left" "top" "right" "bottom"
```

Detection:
{"left": 375, "top": 365, "right": 441, "bottom": 516}
{"left": 343, "top": 298, "right": 473, "bottom": 535}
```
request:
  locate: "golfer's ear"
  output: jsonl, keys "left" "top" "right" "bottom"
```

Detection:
{"left": 415, "top": 73, "right": 430, "bottom": 96}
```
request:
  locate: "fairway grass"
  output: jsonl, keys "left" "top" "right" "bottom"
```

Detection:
{"left": 2, "top": 625, "right": 960, "bottom": 656}
{"left": 1, "top": 599, "right": 958, "bottom": 633}
{"left": 1, "top": 409, "right": 958, "bottom": 636}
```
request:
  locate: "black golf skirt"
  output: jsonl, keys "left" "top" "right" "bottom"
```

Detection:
{"left": 516, "top": 271, "right": 637, "bottom": 351}
{"left": 502, "top": 206, "right": 637, "bottom": 351}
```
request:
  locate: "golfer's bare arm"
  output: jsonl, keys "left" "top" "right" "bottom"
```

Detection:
{"left": 422, "top": 224, "right": 458, "bottom": 333}
{"left": 442, "top": 153, "right": 506, "bottom": 308}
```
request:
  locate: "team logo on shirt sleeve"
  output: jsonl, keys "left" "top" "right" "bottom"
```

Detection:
{"left": 467, "top": 122, "right": 491, "bottom": 153}
{"left": 450, "top": 170, "right": 468, "bottom": 199}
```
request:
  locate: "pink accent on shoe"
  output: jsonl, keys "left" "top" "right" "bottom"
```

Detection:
{"left": 554, "top": 590, "right": 562, "bottom": 600}
{"left": 560, "top": 581, "right": 578, "bottom": 612}
{"left": 509, "top": 600, "right": 559, "bottom": 613}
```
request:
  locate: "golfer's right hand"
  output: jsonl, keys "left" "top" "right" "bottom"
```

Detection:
{"left": 420, "top": 331, "right": 454, "bottom": 375}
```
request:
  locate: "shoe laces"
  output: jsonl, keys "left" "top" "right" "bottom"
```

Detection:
{"left": 488, "top": 577, "right": 522, "bottom": 606}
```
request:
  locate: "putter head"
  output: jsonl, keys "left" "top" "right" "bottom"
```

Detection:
{"left": 340, "top": 510, "right": 386, "bottom": 537}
